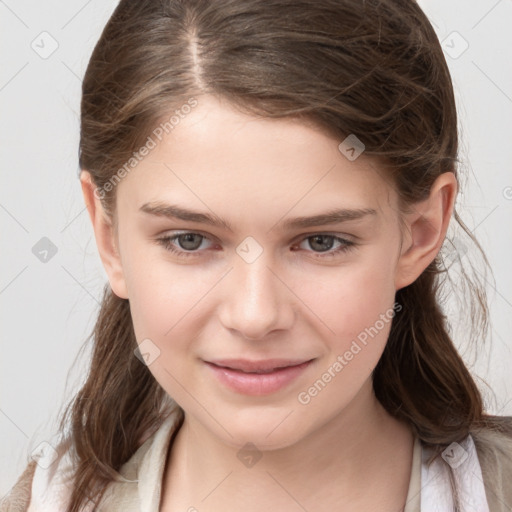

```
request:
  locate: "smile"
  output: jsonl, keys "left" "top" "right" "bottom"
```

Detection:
{"left": 204, "top": 358, "right": 314, "bottom": 396}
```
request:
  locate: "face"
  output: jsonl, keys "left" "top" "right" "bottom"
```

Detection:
{"left": 108, "top": 94, "right": 407, "bottom": 449}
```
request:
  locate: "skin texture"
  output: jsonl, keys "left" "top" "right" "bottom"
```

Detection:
{"left": 81, "top": 94, "right": 457, "bottom": 510}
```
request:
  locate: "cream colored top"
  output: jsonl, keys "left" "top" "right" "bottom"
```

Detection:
{"left": 5, "top": 411, "right": 512, "bottom": 511}
{"left": 404, "top": 435, "right": 422, "bottom": 512}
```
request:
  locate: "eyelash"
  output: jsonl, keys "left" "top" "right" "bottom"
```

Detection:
{"left": 155, "top": 232, "right": 356, "bottom": 259}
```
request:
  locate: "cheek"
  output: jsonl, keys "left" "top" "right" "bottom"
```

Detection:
{"left": 299, "top": 252, "right": 398, "bottom": 347}
{"left": 121, "top": 236, "right": 210, "bottom": 334}
{"left": 295, "top": 261, "right": 398, "bottom": 414}
{"left": 124, "top": 255, "right": 213, "bottom": 402}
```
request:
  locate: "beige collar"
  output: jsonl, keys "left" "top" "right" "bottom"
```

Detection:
{"left": 28, "top": 411, "right": 489, "bottom": 512}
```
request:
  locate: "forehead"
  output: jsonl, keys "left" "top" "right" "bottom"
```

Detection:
{"left": 116, "top": 95, "right": 397, "bottom": 222}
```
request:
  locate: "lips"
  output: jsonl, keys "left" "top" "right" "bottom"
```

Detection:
{"left": 204, "top": 358, "right": 314, "bottom": 395}
{"left": 207, "top": 358, "right": 311, "bottom": 371}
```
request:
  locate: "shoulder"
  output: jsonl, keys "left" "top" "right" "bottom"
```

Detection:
{"left": 471, "top": 415, "right": 512, "bottom": 512}
{"left": 0, "top": 461, "right": 38, "bottom": 512}
{"left": 472, "top": 415, "right": 512, "bottom": 468}
{"left": 1, "top": 410, "right": 182, "bottom": 512}
{"left": 98, "top": 411, "right": 183, "bottom": 510}
{"left": 0, "top": 434, "right": 150, "bottom": 512}
{"left": 1, "top": 437, "right": 79, "bottom": 512}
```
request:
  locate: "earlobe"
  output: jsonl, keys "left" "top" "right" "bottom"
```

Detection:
{"left": 80, "top": 171, "right": 129, "bottom": 299}
{"left": 395, "top": 172, "right": 458, "bottom": 290}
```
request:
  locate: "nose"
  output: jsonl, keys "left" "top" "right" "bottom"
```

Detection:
{"left": 218, "top": 250, "right": 295, "bottom": 340}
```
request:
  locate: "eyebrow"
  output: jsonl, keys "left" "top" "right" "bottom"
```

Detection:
{"left": 139, "top": 202, "right": 377, "bottom": 232}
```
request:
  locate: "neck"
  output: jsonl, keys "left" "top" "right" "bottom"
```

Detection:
{"left": 162, "top": 380, "right": 414, "bottom": 511}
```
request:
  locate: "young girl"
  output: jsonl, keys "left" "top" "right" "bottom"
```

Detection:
{"left": 3, "top": 0, "right": 511, "bottom": 511}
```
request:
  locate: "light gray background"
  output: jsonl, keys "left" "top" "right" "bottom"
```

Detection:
{"left": 1, "top": 0, "right": 511, "bottom": 496}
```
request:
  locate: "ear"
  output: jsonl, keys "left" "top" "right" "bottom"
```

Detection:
{"left": 80, "top": 170, "right": 129, "bottom": 299}
{"left": 395, "top": 172, "right": 458, "bottom": 290}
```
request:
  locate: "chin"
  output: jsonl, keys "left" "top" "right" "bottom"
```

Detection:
{"left": 204, "top": 408, "right": 310, "bottom": 451}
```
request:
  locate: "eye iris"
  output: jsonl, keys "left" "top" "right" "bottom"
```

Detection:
{"left": 310, "top": 235, "right": 334, "bottom": 252}
{"left": 178, "top": 233, "right": 203, "bottom": 250}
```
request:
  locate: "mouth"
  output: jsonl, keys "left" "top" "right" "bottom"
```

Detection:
{"left": 206, "top": 358, "right": 313, "bottom": 372}
{"left": 204, "top": 358, "right": 315, "bottom": 395}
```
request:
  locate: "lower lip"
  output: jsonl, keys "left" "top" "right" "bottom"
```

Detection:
{"left": 204, "top": 360, "right": 313, "bottom": 396}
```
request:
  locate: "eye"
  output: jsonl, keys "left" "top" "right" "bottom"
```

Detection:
{"left": 294, "top": 234, "right": 355, "bottom": 256}
{"left": 155, "top": 231, "right": 356, "bottom": 260}
{"left": 156, "top": 232, "right": 214, "bottom": 258}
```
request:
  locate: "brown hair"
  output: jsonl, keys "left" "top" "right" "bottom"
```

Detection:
{"left": 56, "top": 0, "right": 506, "bottom": 510}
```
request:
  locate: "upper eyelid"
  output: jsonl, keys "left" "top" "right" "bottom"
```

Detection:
{"left": 159, "top": 231, "right": 354, "bottom": 247}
